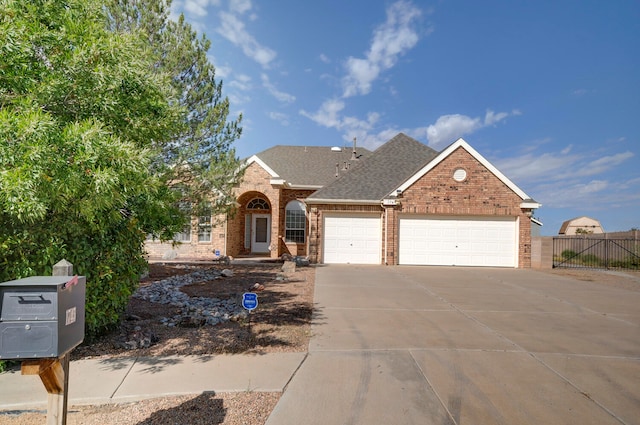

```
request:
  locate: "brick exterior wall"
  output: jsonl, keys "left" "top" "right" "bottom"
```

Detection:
{"left": 144, "top": 213, "right": 227, "bottom": 261}
{"left": 308, "top": 204, "right": 384, "bottom": 263}
{"left": 389, "top": 147, "right": 532, "bottom": 267}
{"left": 145, "top": 146, "right": 534, "bottom": 267}
{"left": 145, "top": 162, "right": 317, "bottom": 261}
{"left": 278, "top": 189, "right": 315, "bottom": 257}
{"left": 309, "top": 147, "right": 533, "bottom": 267}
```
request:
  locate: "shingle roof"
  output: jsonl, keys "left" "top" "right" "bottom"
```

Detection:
{"left": 307, "top": 133, "right": 438, "bottom": 202}
{"left": 251, "top": 145, "right": 371, "bottom": 187}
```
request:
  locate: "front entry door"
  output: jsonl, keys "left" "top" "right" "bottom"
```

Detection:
{"left": 252, "top": 214, "right": 271, "bottom": 253}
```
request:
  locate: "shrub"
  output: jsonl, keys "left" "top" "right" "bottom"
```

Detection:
{"left": 580, "top": 254, "right": 601, "bottom": 266}
{"left": 561, "top": 249, "right": 578, "bottom": 259}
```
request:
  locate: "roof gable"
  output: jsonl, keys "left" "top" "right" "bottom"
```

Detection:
{"left": 396, "top": 138, "right": 540, "bottom": 207}
{"left": 307, "top": 133, "right": 438, "bottom": 203}
{"left": 245, "top": 145, "right": 371, "bottom": 188}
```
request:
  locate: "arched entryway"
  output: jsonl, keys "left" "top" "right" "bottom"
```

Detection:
{"left": 232, "top": 192, "right": 272, "bottom": 256}
{"left": 246, "top": 197, "right": 271, "bottom": 253}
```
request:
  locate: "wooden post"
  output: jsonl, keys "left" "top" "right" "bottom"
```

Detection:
{"left": 21, "top": 259, "right": 73, "bottom": 425}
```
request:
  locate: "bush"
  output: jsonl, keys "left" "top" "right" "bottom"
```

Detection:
{"left": 580, "top": 254, "right": 601, "bottom": 266}
{"left": 0, "top": 216, "right": 147, "bottom": 340}
{"left": 561, "top": 249, "right": 577, "bottom": 259}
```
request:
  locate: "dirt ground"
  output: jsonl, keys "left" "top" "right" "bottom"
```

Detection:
{"left": 2, "top": 261, "right": 315, "bottom": 425}
{"left": 73, "top": 261, "right": 315, "bottom": 359}
{"left": 539, "top": 267, "right": 640, "bottom": 292}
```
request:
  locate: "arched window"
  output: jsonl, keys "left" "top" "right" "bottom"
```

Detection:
{"left": 247, "top": 198, "right": 269, "bottom": 210}
{"left": 285, "top": 201, "right": 306, "bottom": 243}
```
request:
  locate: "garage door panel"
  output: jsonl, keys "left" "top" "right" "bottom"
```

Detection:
{"left": 324, "top": 215, "right": 381, "bottom": 264}
{"left": 399, "top": 216, "right": 517, "bottom": 267}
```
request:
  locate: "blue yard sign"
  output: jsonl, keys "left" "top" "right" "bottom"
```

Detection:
{"left": 242, "top": 292, "right": 258, "bottom": 311}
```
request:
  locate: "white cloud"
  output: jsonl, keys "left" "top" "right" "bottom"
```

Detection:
{"left": 425, "top": 109, "right": 517, "bottom": 148}
{"left": 229, "top": 0, "right": 251, "bottom": 14}
{"left": 342, "top": 0, "right": 422, "bottom": 97}
{"left": 209, "top": 56, "right": 231, "bottom": 79}
{"left": 183, "top": 0, "right": 219, "bottom": 17}
{"left": 319, "top": 53, "right": 330, "bottom": 64}
{"left": 532, "top": 180, "right": 612, "bottom": 208}
{"left": 426, "top": 114, "right": 481, "bottom": 148}
{"left": 588, "top": 151, "right": 634, "bottom": 168}
{"left": 229, "top": 74, "right": 252, "bottom": 91}
{"left": 268, "top": 111, "right": 289, "bottom": 126}
{"left": 217, "top": 12, "right": 276, "bottom": 67}
{"left": 299, "top": 99, "right": 383, "bottom": 148}
{"left": 492, "top": 141, "right": 636, "bottom": 210}
{"left": 484, "top": 110, "right": 509, "bottom": 126}
{"left": 300, "top": 98, "right": 346, "bottom": 129}
{"left": 261, "top": 74, "right": 295, "bottom": 103}
{"left": 227, "top": 92, "right": 251, "bottom": 105}
{"left": 495, "top": 152, "right": 580, "bottom": 183}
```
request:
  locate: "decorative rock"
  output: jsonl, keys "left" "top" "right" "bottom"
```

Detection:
{"left": 250, "top": 283, "right": 265, "bottom": 291}
{"left": 162, "top": 250, "right": 178, "bottom": 260}
{"left": 221, "top": 269, "right": 234, "bottom": 277}
{"left": 132, "top": 267, "right": 248, "bottom": 328}
{"left": 281, "top": 261, "right": 296, "bottom": 274}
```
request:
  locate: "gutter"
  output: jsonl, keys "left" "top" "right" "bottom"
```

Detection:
{"left": 304, "top": 198, "right": 382, "bottom": 205}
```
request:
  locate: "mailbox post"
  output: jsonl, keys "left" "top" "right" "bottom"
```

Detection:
{"left": 0, "top": 259, "right": 85, "bottom": 425}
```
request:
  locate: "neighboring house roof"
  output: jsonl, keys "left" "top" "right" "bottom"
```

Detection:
{"left": 558, "top": 216, "right": 604, "bottom": 234}
{"left": 246, "top": 145, "right": 371, "bottom": 189}
{"left": 306, "top": 133, "right": 439, "bottom": 204}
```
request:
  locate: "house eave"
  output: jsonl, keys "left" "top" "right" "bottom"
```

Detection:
{"left": 285, "top": 184, "right": 323, "bottom": 190}
{"left": 520, "top": 200, "right": 542, "bottom": 209}
{"left": 305, "top": 198, "right": 381, "bottom": 205}
{"left": 270, "top": 178, "right": 286, "bottom": 186}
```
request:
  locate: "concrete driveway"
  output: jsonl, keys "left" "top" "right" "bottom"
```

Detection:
{"left": 267, "top": 265, "right": 640, "bottom": 425}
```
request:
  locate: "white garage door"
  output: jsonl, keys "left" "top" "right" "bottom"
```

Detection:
{"left": 399, "top": 216, "right": 518, "bottom": 267}
{"left": 323, "top": 215, "right": 381, "bottom": 264}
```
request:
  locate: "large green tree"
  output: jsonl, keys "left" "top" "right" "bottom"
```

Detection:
{"left": 106, "top": 0, "right": 243, "bottom": 225}
{"left": 0, "top": 0, "right": 241, "bottom": 336}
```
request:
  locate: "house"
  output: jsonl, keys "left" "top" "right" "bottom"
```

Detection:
{"left": 558, "top": 216, "right": 604, "bottom": 235}
{"left": 145, "top": 133, "right": 541, "bottom": 267}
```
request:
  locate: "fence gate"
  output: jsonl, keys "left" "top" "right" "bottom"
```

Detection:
{"left": 553, "top": 237, "right": 640, "bottom": 269}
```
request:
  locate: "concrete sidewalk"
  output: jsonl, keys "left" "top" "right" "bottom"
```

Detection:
{"left": 0, "top": 353, "right": 306, "bottom": 410}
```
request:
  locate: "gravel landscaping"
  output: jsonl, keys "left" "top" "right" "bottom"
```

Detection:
{"left": 1, "top": 260, "right": 315, "bottom": 425}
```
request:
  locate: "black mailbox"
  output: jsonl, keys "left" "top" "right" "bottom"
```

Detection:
{"left": 0, "top": 276, "right": 86, "bottom": 359}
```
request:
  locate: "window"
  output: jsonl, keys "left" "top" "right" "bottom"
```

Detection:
{"left": 247, "top": 198, "right": 269, "bottom": 210}
{"left": 198, "top": 202, "right": 212, "bottom": 242}
{"left": 173, "top": 201, "right": 192, "bottom": 242}
{"left": 285, "top": 201, "right": 306, "bottom": 243}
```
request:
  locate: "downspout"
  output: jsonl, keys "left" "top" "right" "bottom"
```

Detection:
{"left": 223, "top": 214, "right": 227, "bottom": 256}
{"left": 384, "top": 207, "right": 388, "bottom": 265}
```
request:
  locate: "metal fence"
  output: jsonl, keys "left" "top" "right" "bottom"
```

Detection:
{"left": 553, "top": 237, "right": 640, "bottom": 269}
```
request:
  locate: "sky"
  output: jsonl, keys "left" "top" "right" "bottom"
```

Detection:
{"left": 170, "top": 0, "right": 639, "bottom": 236}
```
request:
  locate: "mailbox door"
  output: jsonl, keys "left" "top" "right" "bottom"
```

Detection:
{"left": 0, "top": 288, "right": 57, "bottom": 321}
{"left": 0, "top": 321, "right": 57, "bottom": 359}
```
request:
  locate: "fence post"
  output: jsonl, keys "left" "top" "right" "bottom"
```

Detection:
{"left": 39, "top": 259, "right": 73, "bottom": 425}
{"left": 51, "top": 259, "right": 72, "bottom": 425}
{"left": 605, "top": 233, "right": 609, "bottom": 269}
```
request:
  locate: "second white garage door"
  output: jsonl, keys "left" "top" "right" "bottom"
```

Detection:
{"left": 399, "top": 216, "right": 518, "bottom": 267}
{"left": 323, "top": 215, "right": 381, "bottom": 264}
